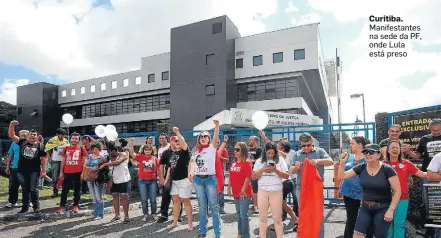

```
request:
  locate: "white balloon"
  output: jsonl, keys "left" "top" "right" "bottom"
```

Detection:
{"left": 251, "top": 111, "right": 269, "bottom": 130}
{"left": 106, "top": 124, "right": 116, "bottom": 132}
{"left": 95, "top": 125, "right": 107, "bottom": 138}
{"left": 106, "top": 130, "right": 118, "bottom": 142}
{"left": 62, "top": 113, "right": 74, "bottom": 125}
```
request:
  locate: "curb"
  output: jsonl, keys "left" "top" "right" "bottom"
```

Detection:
{"left": 0, "top": 202, "right": 141, "bottom": 222}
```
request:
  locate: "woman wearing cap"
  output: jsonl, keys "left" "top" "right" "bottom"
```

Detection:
{"left": 384, "top": 140, "right": 426, "bottom": 238}
{"left": 190, "top": 120, "right": 221, "bottom": 238}
{"left": 338, "top": 144, "right": 401, "bottom": 238}
{"left": 252, "top": 142, "right": 290, "bottom": 238}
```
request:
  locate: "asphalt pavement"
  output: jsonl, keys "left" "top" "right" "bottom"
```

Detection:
{"left": 0, "top": 200, "right": 347, "bottom": 238}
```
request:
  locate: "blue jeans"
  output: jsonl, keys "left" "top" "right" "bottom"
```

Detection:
{"left": 17, "top": 172, "right": 40, "bottom": 209}
{"left": 87, "top": 181, "right": 104, "bottom": 217}
{"left": 194, "top": 175, "right": 221, "bottom": 237}
{"left": 355, "top": 202, "right": 391, "bottom": 238}
{"left": 138, "top": 179, "right": 157, "bottom": 215}
{"left": 235, "top": 198, "right": 250, "bottom": 238}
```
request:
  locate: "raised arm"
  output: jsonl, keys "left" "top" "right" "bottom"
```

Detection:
{"left": 212, "top": 120, "right": 220, "bottom": 147}
{"left": 129, "top": 138, "right": 137, "bottom": 158}
{"left": 8, "top": 121, "right": 20, "bottom": 143}
{"left": 337, "top": 152, "right": 357, "bottom": 180}
{"left": 258, "top": 130, "right": 271, "bottom": 144}
{"left": 172, "top": 127, "right": 188, "bottom": 151}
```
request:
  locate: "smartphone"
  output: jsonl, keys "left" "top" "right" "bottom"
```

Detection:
{"left": 268, "top": 161, "right": 276, "bottom": 167}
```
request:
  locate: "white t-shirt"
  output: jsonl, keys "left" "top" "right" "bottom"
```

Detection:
{"left": 100, "top": 150, "right": 108, "bottom": 157}
{"left": 51, "top": 145, "right": 66, "bottom": 162}
{"left": 192, "top": 144, "right": 216, "bottom": 175}
{"left": 111, "top": 159, "right": 131, "bottom": 184}
{"left": 253, "top": 158, "right": 288, "bottom": 191}
{"left": 427, "top": 152, "right": 441, "bottom": 185}
{"left": 158, "top": 144, "right": 170, "bottom": 160}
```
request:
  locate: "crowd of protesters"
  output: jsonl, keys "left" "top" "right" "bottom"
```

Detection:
{"left": 3, "top": 118, "right": 441, "bottom": 238}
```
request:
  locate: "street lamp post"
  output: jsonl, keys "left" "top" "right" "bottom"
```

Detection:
{"left": 350, "top": 93, "right": 366, "bottom": 124}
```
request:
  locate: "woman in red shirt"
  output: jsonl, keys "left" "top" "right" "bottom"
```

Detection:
{"left": 228, "top": 141, "right": 253, "bottom": 238}
{"left": 384, "top": 140, "right": 426, "bottom": 238}
{"left": 129, "top": 138, "right": 159, "bottom": 222}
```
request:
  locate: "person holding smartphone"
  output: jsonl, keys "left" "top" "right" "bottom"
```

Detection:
{"left": 252, "top": 142, "right": 290, "bottom": 238}
{"left": 228, "top": 141, "right": 253, "bottom": 238}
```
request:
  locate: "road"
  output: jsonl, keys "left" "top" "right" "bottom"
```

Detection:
{"left": 0, "top": 200, "right": 347, "bottom": 238}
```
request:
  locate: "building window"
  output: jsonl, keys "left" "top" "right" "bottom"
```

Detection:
{"left": 162, "top": 71, "right": 169, "bottom": 81}
{"left": 273, "top": 52, "right": 283, "bottom": 63}
{"left": 135, "top": 76, "right": 141, "bottom": 85}
{"left": 294, "top": 49, "right": 305, "bottom": 60}
{"left": 148, "top": 74, "right": 155, "bottom": 83}
{"left": 253, "top": 55, "right": 263, "bottom": 66}
{"left": 90, "top": 84, "right": 95, "bottom": 92}
{"left": 212, "top": 22, "right": 222, "bottom": 34}
{"left": 61, "top": 90, "right": 67, "bottom": 97}
{"left": 71, "top": 89, "right": 76, "bottom": 96}
{"left": 236, "top": 58, "right": 243, "bottom": 68}
{"left": 206, "top": 84, "right": 215, "bottom": 95}
{"left": 101, "top": 83, "right": 106, "bottom": 91}
{"left": 123, "top": 78, "right": 129, "bottom": 87}
{"left": 206, "top": 53, "right": 215, "bottom": 65}
{"left": 238, "top": 77, "right": 301, "bottom": 102}
{"left": 111, "top": 81, "right": 117, "bottom": 89}
{"left": 80, "top": 86, "right": 85, "bottom": 94}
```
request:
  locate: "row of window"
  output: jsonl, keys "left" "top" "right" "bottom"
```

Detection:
{"left": 69, "top": 119, "right": 171, "bottom": 135}
{"left": 235, "top": 49, "right": 306, "bottom": 68}
{"left": 62, "top": 94, "right": 170, "bottom": 119}
{"left": 271, "top": 108, "right": 307, "bottom": 115}
{"left": 237, "top": 77, "right": 301, "bottom": 102}
{"left": 61, "top": 71, "right": 170, "bottom": 97}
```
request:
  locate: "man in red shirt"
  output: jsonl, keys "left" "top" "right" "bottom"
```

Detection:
{"left": 217, "top": 136, "right": 229, "bottom": 214}
{"left": 57, "top": 133, "right": 88, "bottom": 213}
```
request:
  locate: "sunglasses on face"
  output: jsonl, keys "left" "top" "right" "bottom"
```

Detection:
{"left": 200, "top": 135, "right": 209, "bottom": 139}
{"left": 234, "top": 148, "right": 241, "bottom": 152}
{"left": 363, "top": 150, "right": 377, "bottom": 155}
{"left": 301, "top": 144, "right": 313, "bottom": 148}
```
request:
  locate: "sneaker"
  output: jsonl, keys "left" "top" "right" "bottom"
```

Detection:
{"left": 56, "top": 206, "right": 65, "bottom": 213}
{"left": 156, "top": 216, "right": 167, "bottom": 223}
{"left": 219, "top": 209, "right": 226, "bottom": 214}
{"left": 110, "top": 216, "right": 121, "bottom": 222}
{"left": 94, "top": 216, "right": 103, "bottom": 220}
{"left": 123, "top": 217, "right": 130, "bottom": 224}
{"left": 4, "top": 203, "right": 16, "bottom": 208}
{"left": 33, "top": 207, "right": 40, "bottom": 213}
{"left": 196, "top": 234, "right": 206, "bottom": 238}
{"left": 142, "top": 215, "right": 148, "bottom": 222}
{"left": 72, "top": 206, "right": 79, "bottom": 213}
{"left": 253, "top": 208, "right": 259, "bottom": 214}
{"left": 18, "top": 207, "right": 29, "bottom": 214}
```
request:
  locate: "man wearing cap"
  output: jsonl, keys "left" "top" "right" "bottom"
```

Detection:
{"left": 156, "top": 135, "right": 183, "bottom": 223}
{"left": 45, "top": 128, "right": 68, "bottom": 197}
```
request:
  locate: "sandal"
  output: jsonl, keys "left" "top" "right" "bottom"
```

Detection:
{"left": 110, "top": 216, "right": 121, "bottom": 222}
{"left": 167, "top": 223, "right": 178, "bottom": 229}
{"left": 293, "top": 223, "right": 298, "bottom": 232}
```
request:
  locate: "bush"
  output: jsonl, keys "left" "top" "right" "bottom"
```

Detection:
{"left": 375, "top": 112, "right": 389, "bottom": 143}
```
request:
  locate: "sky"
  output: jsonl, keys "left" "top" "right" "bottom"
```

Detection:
{"left": 0, "top": 0, "right": 440, "bottom": 125}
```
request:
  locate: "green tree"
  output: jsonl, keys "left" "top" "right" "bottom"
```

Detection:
{"left": 0, "top": 101, "right": 16, "bottom": 138}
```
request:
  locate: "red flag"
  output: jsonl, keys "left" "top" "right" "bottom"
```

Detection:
{"left": 297, "top": 159, "right": 324, "bottom": 238}
{"left": 215, "top": 151, "right": 224, "bottom": 194}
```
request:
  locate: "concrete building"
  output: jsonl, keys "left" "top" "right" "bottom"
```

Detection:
{"left": 15, "top": 15, "right": 333, "bottom": 138}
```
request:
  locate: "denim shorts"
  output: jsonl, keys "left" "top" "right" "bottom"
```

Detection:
{"left": 354, "top": 201, "right": 391, "bottom": 238}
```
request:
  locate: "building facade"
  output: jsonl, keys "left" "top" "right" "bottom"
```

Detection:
{"left": 15, "top": 15, "right": 334, "bottom": 137}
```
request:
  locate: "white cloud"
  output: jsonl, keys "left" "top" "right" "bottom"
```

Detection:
{"left": 0, "top": 0, "right": 278, "bottom": 82}
{"left": 0, "top": 79, "right": 30, "bottom": 105}
{"left": 285, "top": 1, "right": 299, "bottom": 13}
{"left": 314, "top": 0, "right": 441, "bottom": 123}
{"left": 291, "top": 13, "right": 322, "bottom": 26}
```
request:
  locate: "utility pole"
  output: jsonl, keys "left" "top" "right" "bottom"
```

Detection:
{"left": 336, "top": 48, "right": 343, "bottom": 153}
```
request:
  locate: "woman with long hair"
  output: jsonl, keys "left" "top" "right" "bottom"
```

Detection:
{"left": 384, "top": 140, "right": 426, "bottom": 238}
{"left": 228, "top": 141, "right": 253, "bottom": 238}
{"left": 252, "top": 142, "right": 290, "bottom": 238}
{"left": 190, "top": 120, "right": 221, "bottom": 238}
{"left": 339, "top": 136, "right": 371, "bottom": 238}
{"left": 83, "top": 142, "right": 107, "bottom": 220}
{"left": 99, "top": 141, "right": 131, "bottom": 223}
{"left": 129, "top": 138, "right": 159, "bottom": 222}
{"left": 338, "top": 144, "right": 401, "bottom": 238}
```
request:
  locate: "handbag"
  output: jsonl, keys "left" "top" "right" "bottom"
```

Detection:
{"left": 85, "top": 167, "right": 98, "bottom": 181}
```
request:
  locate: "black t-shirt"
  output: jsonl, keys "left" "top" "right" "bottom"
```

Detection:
{"left": 353, "top": 163, "right": 397, "bottom": 203}
{"left": 167, "top": 148, "right": 191, "bottom": 181}
{"left": 416, "top": 134, "right": 441, "bottom": 171}
{"left": 160, "top": 148, "right": 173, "bottom": 178}
{"left": 249, "top": 146, "right": 262, "bottom": 163}
{"left": 17, "top": 139, "right": 47, "bottom": 173}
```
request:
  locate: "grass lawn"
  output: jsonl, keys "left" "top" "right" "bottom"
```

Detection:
{"left": 0, "top": 176, "right": 112, "bottom": 205}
